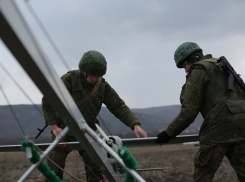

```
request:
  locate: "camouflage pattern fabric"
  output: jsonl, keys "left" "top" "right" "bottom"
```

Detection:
{"left": 79, "top": 149, "right": 104, "bottom": 182}
{"left": 42, "top": 70, "right": 140, "bottom": 181}
{"left": 194, "top": 143, "right": 245, "bottom": 182}
{"left": 165, "top": 55, "right": 245, "bottom": 145}
{"left": 44, "top": 150, "right": 68, "bottom": 182}
{"left": 44, "top": 134, "right": 103, "bottom": 182}
{"left": 165, "top": 54, "right": 245, "bottom": 181}
{"left": 42, "top": 70, "right": 140, "bottom": 131}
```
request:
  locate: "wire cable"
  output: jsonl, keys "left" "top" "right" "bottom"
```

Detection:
{"left": 0, "top": 58, "right": 94, "bottom": 177}
{"left": 1, "top": 0, "right": 110, "bottom": 181}
{"left": 0, "top": 83, "right": 29, "bottom": 141}
{"left": 19, "top": 1, "right": 113, "bottom": 181}
{"left": 31, "top": 140, "right": 86, "bottom": 182}
{"left": 8, "top": 1, "right": 101, "bottom": 180}
{"left": 0, "top": 61, "right": 43, "bottom": 116}
{"left": 24, "top": 0, "right": 71, "bottom": 71}
{"left": 50, "top": 127, "right": 101, "bottom": 181}
{"left": 10, "top": 0, "right": 74, "bottom": 118}
{"left": 24, "top": 0, "right": 113, "bottom": 136}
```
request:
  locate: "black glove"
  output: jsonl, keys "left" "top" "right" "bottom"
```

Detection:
{"left": 155, "top": 131, "right": 171, "bottom": 144}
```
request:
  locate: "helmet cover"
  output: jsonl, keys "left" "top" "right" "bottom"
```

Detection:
{"left": 174, "top": 42, "right": 202, "bottom": 68}
{"left": 78, "top": 50, "right": 107, "bottom": 76}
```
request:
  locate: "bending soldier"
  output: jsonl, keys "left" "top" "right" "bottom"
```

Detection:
{"left": 156, "top": 42, "right": 245, "bottom": 181}
{"left": 42, "top": 50, "right": 148, "bottom": 182}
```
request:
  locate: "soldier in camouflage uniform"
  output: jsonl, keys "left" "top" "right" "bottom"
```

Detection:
{"left": 155, "top": 42, "right": 245, "bottom": 182}
{"left": 42, "top": 50, "right": 148, "bottom": 182}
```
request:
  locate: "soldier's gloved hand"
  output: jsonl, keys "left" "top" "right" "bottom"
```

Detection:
{"left": 155, "top": 131, "right": 171, "bottom": 144}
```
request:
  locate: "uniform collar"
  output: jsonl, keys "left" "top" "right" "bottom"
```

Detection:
{"left": 200, "top": 54, "right": 212, "bottom": 61}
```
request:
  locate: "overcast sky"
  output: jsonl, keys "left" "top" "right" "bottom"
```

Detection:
{"left": 1, "top": 0, "right": 245, "bottom": 109}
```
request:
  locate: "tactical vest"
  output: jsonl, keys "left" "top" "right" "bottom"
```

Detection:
{"left": 58, "top": 70, "right": 106, "bottom": 131}
{"left": 189, "top": 59, "right": 245, "bottom": 118}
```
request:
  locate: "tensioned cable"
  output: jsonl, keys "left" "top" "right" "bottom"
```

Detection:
{"left": 22, "top": 2, "right": 115, "bottom": 177}
{"left": 24, "top": 0, "right": 71, "bottom": 71}
{"left": 0, "top": 61, "right": 100, "bottom": 181}
{"left": 0, "top": 83, "right": 29, "bottom": 140}
{"left": 48, "top": 129, "right": 101, "bottom": 181}
{"left": 14, "top": 1, "right": 102, "bottom": 179}
{"left": 31, "top": 141, "right": 85, "bottom": 182}
{"left": 24, "top": 0, "right": 112, "bottom": 137}
{"left": 0, "top": 61, "right": 43, "bottom": 116}
{"left": 10, "top": 0, "right": 74, "bottom": 117}
{"left": 22, "top": 0, "right": 117, "bottom": 180}
{"left": 9, "top": 1, "right": 101, "bottom": 181}
{"left": 0, "top": 73, "right": 98, "bottom": 181}
{"left": 0, "top": 61, "right": 99, "bottom": 181}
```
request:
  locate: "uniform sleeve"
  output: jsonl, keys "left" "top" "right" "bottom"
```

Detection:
{"left": 41, "top": 73, "right": 72, "bottom": 125}
{"left": 103, "top": 83, "right": 140, "bottom": 130}
{"left": 165, "top": 66, "right": 209, "bottom": 138}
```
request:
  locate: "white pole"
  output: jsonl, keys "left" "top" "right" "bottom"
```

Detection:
{"left": 18, "top": 127, "right": 69, "bottom": 182}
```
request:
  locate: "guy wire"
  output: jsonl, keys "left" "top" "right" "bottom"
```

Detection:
{"left": 24, "top": 0, "right": 71, "bottom": 71}
{"left": 0, "top": 61, "right": 100, "bottom": 181}
{"left": 0, "top": 83, "right": 29, "bottom": 141}
{"left": 10, "top": 0, "right": 74, "bottom": 117}
{"left": 0, "top": 61, "right": 43, "bottom": 116}
{"left": 21, "top": 1, "right": 112, "bottom": 180}
{"left": 50, "top": 127, "right": 101, "bottom": 181}
{"left": 24, "top": 0, "right": 113, "bottom": 137}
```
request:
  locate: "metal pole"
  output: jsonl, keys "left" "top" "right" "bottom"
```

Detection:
{"left": 84, "top": 124, "right": 146, "bottom": 182}
{"left": 18, "top": 127, "right": 69, "bottom": 182}
{"left": 0, "top": 1, "right": 146, "bottom": 181}
{"left": 0, "top": 1, "right": 119, "bottom": 181}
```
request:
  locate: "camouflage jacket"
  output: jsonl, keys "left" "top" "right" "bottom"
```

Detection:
{"left": 165, "top": 55, "right": 245, "bottom": 144}
{"left": 42, "top": 70, "right": 140, "bottom": 135}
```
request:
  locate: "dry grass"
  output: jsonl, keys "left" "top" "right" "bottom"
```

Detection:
{"left": 0, "top": 145, "right": 238, "bottom": 182}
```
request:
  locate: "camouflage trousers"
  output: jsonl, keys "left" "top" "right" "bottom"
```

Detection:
{"left": 194, "top": 142, "right": 245, "bottom": 182}
{"left": 44, "top": 134, "right": 103, "bottom": 182}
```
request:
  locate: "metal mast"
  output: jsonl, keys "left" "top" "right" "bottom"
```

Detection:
{"left": 0, "top": 0, "right": 145, "bottom": 181}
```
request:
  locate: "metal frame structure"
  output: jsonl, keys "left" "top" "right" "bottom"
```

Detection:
{"left": 0, "top": 0, "right": 199, "bottom": 181}
{"left": 19, "top": 127, "right": 70, "bottom": 181}
{"left": 0, "top": 0, "right": 146, "bottom": 181}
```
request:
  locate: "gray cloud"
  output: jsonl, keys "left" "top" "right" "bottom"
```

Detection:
{"left": 1, "top": 0, "right": 245, "bottom": 108}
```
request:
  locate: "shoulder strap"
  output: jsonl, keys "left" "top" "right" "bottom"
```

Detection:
{"left": 76, "top": 77, "right": 102, "bottom": 107}
{"left": 201, "top": 59, "right": 217, "bottom": 63}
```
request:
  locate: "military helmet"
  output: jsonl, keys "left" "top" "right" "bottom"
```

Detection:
{"left": 174, "top": 42, "right": 202, "bottom": 68}
{"left": 78, "top": 50, "right": 107, "bottom": 76}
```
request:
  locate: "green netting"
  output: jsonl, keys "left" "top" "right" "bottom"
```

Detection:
{"left": 21, "top": 140, "right": 66, "bottom": 182}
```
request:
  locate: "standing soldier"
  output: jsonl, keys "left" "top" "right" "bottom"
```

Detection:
{"left": 155, "top": 42, "right": 245, "bottom": 181}
{"left": 42, "top": 50, "right": 148, "bottom": 182}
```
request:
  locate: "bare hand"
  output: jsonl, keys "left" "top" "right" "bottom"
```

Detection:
{"left": 134, "top": 125, "right": 148, "bottom": 138}
{"left": 51, "top": 124, "right": 63, "bottom": 137}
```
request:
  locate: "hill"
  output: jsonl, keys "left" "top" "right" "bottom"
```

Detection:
{"left": 0, "top": 104, "right": 203, "bottom": 144}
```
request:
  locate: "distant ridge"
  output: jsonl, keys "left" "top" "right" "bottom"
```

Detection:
{"left": 0, "top": 104, "right": 202, "bottom": 140}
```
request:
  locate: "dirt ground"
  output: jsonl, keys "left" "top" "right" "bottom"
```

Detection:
{"left": 0, "top": 145, "right": 238, "bottom": 182}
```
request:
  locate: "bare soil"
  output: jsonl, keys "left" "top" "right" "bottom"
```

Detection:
{"left": 0, "top": 145, "right": 238, "bottom": 182}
